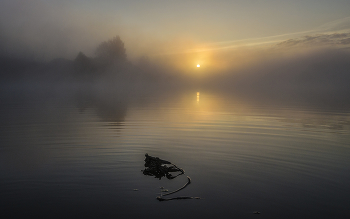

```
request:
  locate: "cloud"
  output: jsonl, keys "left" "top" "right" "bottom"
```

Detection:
{"left": 315, "top": 16, "right": 350, "bottom": 32}
{"left": 340, "top": 37, "right": 350, "bottom": 45}
{"left": 275, "top": 32, "right": 350, "bottom": 48}
{"left": 152, "top": 16, "right": 350, "bottom": 60}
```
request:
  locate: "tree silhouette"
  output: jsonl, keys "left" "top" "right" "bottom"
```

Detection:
{"left": 95, "top": 36, "right": 126, "bottom": 65}
{"left": 74, "top": 51, "right": 95, "bottom": 73}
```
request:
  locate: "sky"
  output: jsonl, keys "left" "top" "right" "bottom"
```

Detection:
{"left": 1, "top": 0, "right": 350, "bottom": 74}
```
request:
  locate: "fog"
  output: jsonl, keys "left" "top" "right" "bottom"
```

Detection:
{"left": 205, "top": 47, "right": 350, "bottom": 104}
{"left": 1, "top": 38, "right": 350, "bottom": 110}
{"left": 1, "top": 0, "right": 350, "bottom": 110}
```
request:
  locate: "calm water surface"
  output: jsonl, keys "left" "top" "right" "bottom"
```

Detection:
{"left": 1, "top": 85, "right": 349, "bottom": 218}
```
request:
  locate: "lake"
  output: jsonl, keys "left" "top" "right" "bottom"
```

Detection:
{"left": 1, "top": 82, "right": 349, "bottom": 219}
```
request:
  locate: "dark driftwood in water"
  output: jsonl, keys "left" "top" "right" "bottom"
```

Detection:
{"left": 142, "top": 153, "right": 184, "bottom": 180}
{"left": 141, "top": 154, "right": 200, "bottom": 201}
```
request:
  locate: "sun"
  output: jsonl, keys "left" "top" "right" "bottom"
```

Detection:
{"left": 197, "top": 64, "right": 200, "bottom": 67}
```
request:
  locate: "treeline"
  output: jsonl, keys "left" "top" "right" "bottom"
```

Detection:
{"left": 0, "top": 36, "right": 146, "bottom": 82}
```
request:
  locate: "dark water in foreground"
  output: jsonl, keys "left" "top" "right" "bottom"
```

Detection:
{"left": 1, "top": 84, "right": 350, "bottom": 219}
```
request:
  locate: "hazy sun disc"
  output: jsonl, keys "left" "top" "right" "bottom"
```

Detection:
{"left": 197, "top": 64, "right": 200, "bottom": 67}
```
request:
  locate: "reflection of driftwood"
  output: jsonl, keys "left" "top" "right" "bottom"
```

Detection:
{"left": 156, "top": 176, "right": 200, "bottom": 201}
{"left": 142, "top": 153, "right": 184, "bottom": 180}
{"left": 161, "top": 176, "right": 191, "bottom": 196}
{"left": 157, "top": 196, "right": 201, "bottom": 201}
{"left": 141, "top": 154, "right": 200, "bottom": 201}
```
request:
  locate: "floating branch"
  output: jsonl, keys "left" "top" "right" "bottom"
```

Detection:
{"left": 142, "top": 153, "right": 184, "bottom": 180}
{"left": 141, "top": 154, "right": 200, "bottom": 201}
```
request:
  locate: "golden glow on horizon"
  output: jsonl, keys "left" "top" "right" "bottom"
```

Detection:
{"left": 153, "top": 39, "right": 271, "bottom": 75}
{"left": 197, "top": 92, "right": 200, "bottom": 103}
